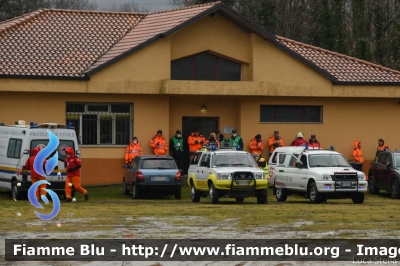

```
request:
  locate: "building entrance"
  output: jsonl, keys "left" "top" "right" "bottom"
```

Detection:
{"left": 181, "top": 117, "right": 219, "bottom": 174}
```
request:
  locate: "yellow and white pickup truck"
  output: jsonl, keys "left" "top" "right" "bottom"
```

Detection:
{"left": 187, "top": 148, "right": 268, "bottom": 204}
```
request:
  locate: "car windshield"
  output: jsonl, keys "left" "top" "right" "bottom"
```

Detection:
{"left": 142, "top": 159, "right": 176, "bottom": 169}
{"left": 394, "top": 155, "right": 400, "bottom": 167}
{"left": 309, "top": 154, "right": 350, "bottom": 167}
{"left": 212, "top": 153, "right": 257, "bottom": 167}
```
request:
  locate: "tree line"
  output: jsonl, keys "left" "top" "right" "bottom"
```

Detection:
{"left": 2, "top": 0, "right": 400, "bottom": 70}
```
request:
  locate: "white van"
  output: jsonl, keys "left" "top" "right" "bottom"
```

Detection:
{"left": 0, "top": 120, "right": 79, "bottom": 199}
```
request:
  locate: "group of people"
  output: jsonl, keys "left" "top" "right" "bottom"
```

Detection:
{"left": 25, "top": 146, "right": 88, "bottom": 203}
{"left": 124, "top": 129, "right": 390, "bottom": 173}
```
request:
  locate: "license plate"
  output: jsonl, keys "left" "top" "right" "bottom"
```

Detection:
{"left": 237, "top": 181, "right": 250, "bottom": 186}
{"left": 151, "top": 176, "right": 168, "bottom": 181}
{"left": 341, "top": 182, "right": 350, "bottom": 186}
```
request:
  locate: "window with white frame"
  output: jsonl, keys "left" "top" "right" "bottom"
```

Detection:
{"left": 66, "top": 103, "right": 133, "bottom": 145}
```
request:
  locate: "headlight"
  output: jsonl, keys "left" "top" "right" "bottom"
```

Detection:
{"left": 254, "top": 173, "right": 264, "bottom": 179}
{"left": 358, "top": 173, "right": 366, "bottom": 181}
{"left": 322, "top": 174, "right": 332, "bottom": 181}
{"left": 217, "top": 173, "right": 231, "bottom": 180}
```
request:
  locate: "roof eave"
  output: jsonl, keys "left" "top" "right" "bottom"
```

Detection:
{"left": 0, "top": 74, "right": 89, "bottom": 81}
{"left": 333, "top": 81, "right": 400, "bottom": 86}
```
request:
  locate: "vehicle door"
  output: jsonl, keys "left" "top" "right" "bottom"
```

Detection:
{"left": 292, "top": 154, "right": 309, "bottom": 190}
{"left": 375, "top": 153, "right": 387, "bottom": 188}
{"left": 381, "top": 153, "right": 393, "bottom": 189}
{"left": 275, "top": 153, "right": 303, "bottom": 190}
{"left": 274, "top": 153, "right": 295, "bottom": 189}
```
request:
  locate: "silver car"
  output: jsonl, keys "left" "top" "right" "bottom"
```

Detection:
{"left": 123, "top": 155, "right": 182, "bottom": 199}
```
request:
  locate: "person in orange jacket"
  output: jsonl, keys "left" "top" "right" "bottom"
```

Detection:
{"left": 376, "top": 139, "right": 389, "bottom": 156}
{"left": 249, "top": 134, "right": 264, "bottom": 155}
{"left": 150, "top": 130, "right": 168, "bottom": 155}
{"left": 268, "top": 130, "right": 284, "bottom": 157}
{"left": 308, "top": 134, "right": 321, "bottom": 148}
{"left": 24, "top": 148, "right": 46, "bottom": 200}
{"left": 188, "top": 129, "right": 206, "bottom": 161}
{"left": 125, "top": 137, "right": 143, "bottom": 165}
{"left": 63, "top": 147, "right": 88, "bottom": 202}
{"left": 352, "top": 141, "right": 364, "bottom": 171}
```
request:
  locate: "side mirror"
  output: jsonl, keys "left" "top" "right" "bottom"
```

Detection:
{"left": 123, "top": 164, "right": 128, "bottom": 169}
{"left": 386, "top": 161, "right": 391, "bottom": 167}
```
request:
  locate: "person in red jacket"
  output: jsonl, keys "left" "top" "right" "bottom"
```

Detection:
{"left": 150, "top": 130, "right": 168, "bottom": 155}
{"left": 291, "top": 132, "right": 308, "bottom": 147}
{"left": 24, "top": 148, "right": 46, "bottom": 200}
{"left": 125, "top": 137, "right": 143, "bottom": 165}
{"left": 63, "top": 147, "right": 88, "bottom": 202}
{"left": 249, "top": 134, "right": 264, "bottom": 155}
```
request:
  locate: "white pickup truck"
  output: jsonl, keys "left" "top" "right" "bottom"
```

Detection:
{"left": 268, "top": 147, "right": 368, "bottom": 204}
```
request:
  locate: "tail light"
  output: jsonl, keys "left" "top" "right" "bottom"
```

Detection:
{"left": 175, "top": 171, "right": 182, "bottom": 182}
{"left": 136, "top": 170, "right": 144, "bottom": 181}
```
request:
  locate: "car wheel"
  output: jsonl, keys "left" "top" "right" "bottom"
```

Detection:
{"left": 209, "top": 183, "right": 219, "bottom": 204}
{"left": 352, "top": 193, "right": 365, "bottom": 204}
{"left": 191, "top": 183, "right": 200, "bottom": 202}
{"left": 175, "top": 188, "right": 182, "bottom": 200}
{"left": 368, "top": 174, "right": 379, "bottom": 194}
{"left": 256, "top": 189, "right": 267, "bottom": 204}
{"left": 123, "top": 179, "right": 130, "bottom": 195}
{"left": 309, "top": 182, "right": 321, "bottom": 203}
{"left": 390, "top": 179, "right": 400, "bottom": 199}
{"left": 132, "top": 183, "right": 140, "bottom": 199}
{"left": 275, "top": 187, "right": 287, "bottom": 202}
{"left": 235, "top": 197, "right": 244, "bottom": 203}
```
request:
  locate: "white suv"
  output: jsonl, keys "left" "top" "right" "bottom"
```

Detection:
{"left": 268, "top": 147, "right": 368, "bottom": 204}
{"left": 187, "top": 148, "right": 268, "bottom": 204}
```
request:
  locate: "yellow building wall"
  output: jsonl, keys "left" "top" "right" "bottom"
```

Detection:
{"left": 0, "top": 92, "right": 169, "bottom": 185}
{"left": 251, "top": 34, "right": 333, "bottom": 92}
{"left": 239, "top": 96, "right": 400, "bottom": 173}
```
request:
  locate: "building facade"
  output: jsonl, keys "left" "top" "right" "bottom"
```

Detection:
{"left": 1, "top": 2, "right": 400, "bottom": 184}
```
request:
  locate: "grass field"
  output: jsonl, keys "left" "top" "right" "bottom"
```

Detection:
{"left": 0, "top": 184, "right": 399, "bottom": 239}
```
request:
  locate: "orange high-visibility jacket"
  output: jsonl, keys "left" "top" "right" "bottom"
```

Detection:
{"left": 150, "top": 135, "right": 168, "bottom": 155}
{"left": 353, "top": 141, "right": 364, "bottom": 163}
{"left": 249, "top": 138, "right": 264, "bottom": 154}
{"left": 376, "top": 144, "right": 389, "bottom": 155}
{"left": 188, "top": 134, "right": 206, "bottom": 153}
{"left": 125, "top": 142, "right": 143, "bottom": 163}
{"left": 268, "top": 136, "right": 285, "bottom": 153}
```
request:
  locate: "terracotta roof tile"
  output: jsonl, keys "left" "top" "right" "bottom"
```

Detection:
{"left": 0, "top": 9, "right": 145, "bottom": 77}
{"left": 277, "top": 36, "right": 400, "bottom": 83}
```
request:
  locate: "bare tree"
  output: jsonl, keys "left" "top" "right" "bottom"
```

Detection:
{"left": 100, "top": 1, "right": 149, "bottom": 12}
{"left": 51, "top": 0, "right": 97, "bottom": 10}
{"left": 168, "top": 0, "right": 196, "bottom": 8}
